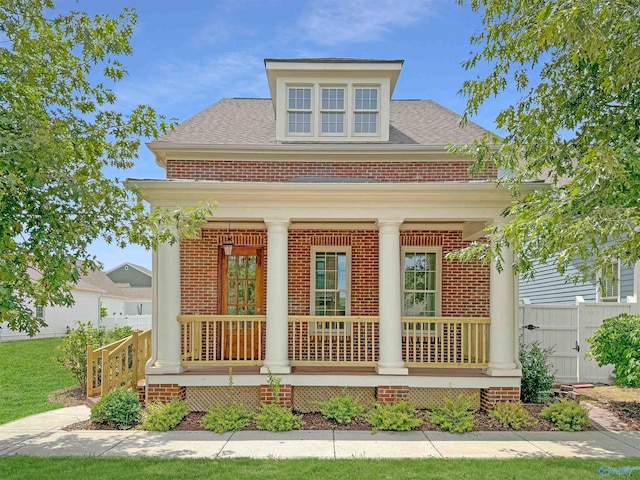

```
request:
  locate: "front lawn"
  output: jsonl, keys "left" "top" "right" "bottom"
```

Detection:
{"left": 0, "top": 337, "right": 76, "bottom": 424}
{"left": 0, "top": 457, "right": 633, "bottom": 480}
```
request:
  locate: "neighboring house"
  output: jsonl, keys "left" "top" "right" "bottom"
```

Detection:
{"left": 0, "top": 265, "right": 152, "bottom": 341}
{"left": 520, "top": 259, "right": 639, "bottom": 304}
{"left": 106, "top": 262, "right": 152, "bottom": 288}
{"left": 132, "top": 58, "right": 540, "bottom": 411}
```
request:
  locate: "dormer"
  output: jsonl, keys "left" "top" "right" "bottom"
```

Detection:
{"left": 265, "top": 58, "right": 403, "bottom": 143}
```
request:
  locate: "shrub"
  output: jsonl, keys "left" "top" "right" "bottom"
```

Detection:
{"left": 519, "top": 337, "right": 555, "bottom": 403}
{"left": 139, "top": 400, "right": 188, "bottom": 432}
{"left": 489, "top": 401, "right": 534, "bottom": 430}
{"left": 316, "top": 392, "right": 365, "bottom": 424}
{"left": 365, "top": 401, "right": 422, "bottom": 433}
{"left": 587, "top": 313, "right": 640, "bottom": 387}
{"left": 427, "top": 395, "right": 475, "bottom": 433}
{"left": 201, "top": 404, "right": 252, "bottom": 433}
{"left": 254, "top": 404, "right": 302, "bottom": 432}
{"left": 540, "top": 399, "right": 590, "bottom": 432}
{"left": 55, "top": 322, "right": 133, "bottom": 389}
{"left": 90, "top": 388, "right": 141, "bottom": 429}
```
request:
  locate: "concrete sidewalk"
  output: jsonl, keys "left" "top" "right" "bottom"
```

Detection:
{"left": 1, "top": 405, "right": 640, "bottom": 459}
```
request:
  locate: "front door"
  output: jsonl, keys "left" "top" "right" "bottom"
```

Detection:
{"left": 221, "top": 246, "right": 263, "bottom": 360}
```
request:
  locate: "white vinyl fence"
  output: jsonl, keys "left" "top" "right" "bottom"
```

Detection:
{"left": 100, "top": 315, "right": 152, "bottom": 331}
{"left": 519, "top": 297, "right": 639, "bottom": 383}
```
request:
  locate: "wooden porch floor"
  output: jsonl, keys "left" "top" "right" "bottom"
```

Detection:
{"left": 181, "top": 365, "right": 489, "bottom": 377}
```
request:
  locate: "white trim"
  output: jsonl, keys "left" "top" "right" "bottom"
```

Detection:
{"left": 400, "top": 246, "right": 443, "bottom": 318}
{"left": 596, "top": 259, "right": 621, "bottom": 302}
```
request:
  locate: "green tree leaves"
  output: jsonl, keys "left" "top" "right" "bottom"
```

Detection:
{"left": 0, "top": 1, "right": 215, "bottom": 334}
{"left": 454, "top": 0, "right": 640, "bottom": 281}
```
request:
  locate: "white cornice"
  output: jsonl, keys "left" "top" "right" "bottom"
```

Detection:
{"left": 146, "top": 142, "right": 474, "bottom": 167}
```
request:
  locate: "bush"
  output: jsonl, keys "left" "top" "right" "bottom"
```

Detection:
{"left": 365, "top": 401, "right": 422, "bottom": 433}
{"left": 254, "top": 404, "right": 302, "bottom": 432}
{"left": 90, "top": 388, "right": 141, "bottom": 429}
{"left": 316, "top": 392, "right": 365, "bottom": 424}
{"left": 139, "top": 400, "right": 188, "bottom": 432}
{"left": 201, "top": 404, "right": 252, "bottom": 433}
{"left": 427, "top": 395, "right": 475, "bottom": 433}
{"left": 540, "top": 399, "right": 590, "bottom": 432}
{"left": 519, "top": 337, "right": 555, "bottom": 403}
{"left": 587, "top": 313, "right": 640, "bottom": 387}
{"left": 55, "top": 322, "right": 133, "bottom": 389}
{"left": 489, "top": 401, "right": 534, "bottom": 430}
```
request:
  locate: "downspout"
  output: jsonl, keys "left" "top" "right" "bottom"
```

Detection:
{"left": 513, "top": 267, "right": 522, "bottom": 370}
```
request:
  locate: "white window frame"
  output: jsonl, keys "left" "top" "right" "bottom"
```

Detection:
{"left": 310, "top": 246, "right": 351, "bottom": 333}
{"left": 401, "top": 247, "right": 442, "bottom": 335}
{"left": 286, "top": 85, "right": 313, "bottom": 136}
{"left": 35, "top": 305, "right": 44, "bottom": 320}
{"left": 597, "top": 260, "right": 620, "bottom": 302}
{"left": 320, "top": 86, "right": 346, "bottom": 136}
{"left": 353, "top": 86, "right": 379, "bottom": 136}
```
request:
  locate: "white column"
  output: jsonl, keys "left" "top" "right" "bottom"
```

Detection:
{"left": 376, "top": 219, "right": 408, "bottom": 375}
{"left": 486, "top": 245, "right": 520, "bottom": 376}
{"left": 148, "top": 237, "right": 184, "bottom": 374}
{"left": 261, "top": 219, "right": 291, "bottom": 374}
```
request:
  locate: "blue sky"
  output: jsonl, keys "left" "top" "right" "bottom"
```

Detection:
{"left": 60, "top": 0, "right": 514, "bottom": 270}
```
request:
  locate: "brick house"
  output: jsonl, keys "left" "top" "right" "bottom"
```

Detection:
{"left": 131, "top": 58, "right": 534, "bottom": 412}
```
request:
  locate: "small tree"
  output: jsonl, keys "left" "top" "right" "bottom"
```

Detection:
{"left": 519, "top": 337, "right": 555, "bottom": 403}
{"left": 587, "top": 313, "right": 640, "bottom": 387}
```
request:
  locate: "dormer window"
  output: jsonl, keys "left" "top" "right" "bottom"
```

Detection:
{"left": 321, "top": 87, "right": 345, "bottom": 135}
{"left": 287, "top": 87, "right": 312, "bottom": 134}
{"left": 266, "top": 58, "right": 402, "bottom": 142}
{"left": 354, "top": 87, "right": 378, "bottom": 135}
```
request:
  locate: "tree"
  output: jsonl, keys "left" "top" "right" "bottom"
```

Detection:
{"left": 0, "top": 1, "right": 214, "bottom": 335}
{"left": 453, "top": 0, "right": 640, "bottom": 282}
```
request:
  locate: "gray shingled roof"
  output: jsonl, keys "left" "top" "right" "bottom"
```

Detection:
{"left": 152, "top": 99, "right": 489, "bottom": 146}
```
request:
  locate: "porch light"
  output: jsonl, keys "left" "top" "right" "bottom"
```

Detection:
{"left": 223, "top": 221, "right": 234, "bottom": 256}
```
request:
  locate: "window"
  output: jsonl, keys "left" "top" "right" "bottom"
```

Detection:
{"left": 402, "top": 248, "right": 441, "bottom": 333}
{"left": 598, "top": 260, "right": 620, "bottom": 302}
{"left": 35, "top": 305, "right": 44, "bottom": 320}
{"left": 287, "top": 87, "right": 312, "bottom": 134}
{"left": 311, "top": 247, "right": 350, "bottom": 330}
{"left": 321, "top": 87, "right": 345, "bottom": 134}
{"left": 354, "top": 87, "right": 378, "bottom": 134}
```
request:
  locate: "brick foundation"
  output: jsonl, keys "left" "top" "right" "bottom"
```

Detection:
{"left": 376, "top": 385, "right": 410, "bottom": 405}
{"left": 260, "top": 384, "right": 293, "bottom": 409}
{"left": 147, "top": 383, "right": 187, "bottom": 403}
{"left": 480, "top": 386, "right": 521, "bottom": 411}
{"left": 136, "top": 380, "right": 146, "bottom": 406}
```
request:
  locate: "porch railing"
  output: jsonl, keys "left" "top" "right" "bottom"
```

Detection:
{"left": 288, "top": 316, "right": 379, "bottom": 366}
{"left": 86, "top": 329, "right": 151, "bottom": 398}
{"left": 178, "top": 315, "right": 266, "bottom": 366}
{"left": 402, "top": 317, "right": 490, "bottom": 368}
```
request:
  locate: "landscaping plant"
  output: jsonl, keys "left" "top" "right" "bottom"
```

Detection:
{"left": 139, "top": 400, "right": 188, "bottom": 432}
{"left": 90, "top": 388, "right": 141, "bottom": 429}
{"left": 254, "top": 403, "right": 303, "bottom": 432}
{"left": 316, "top": 391, "right": 365, "bottom": 425}
{"left": 587, "top": 313, "right": 640, "bottom": 387}
{"left": 202, "top": 404, "right": 252, "bottom": 433}
{"left": 540, "top": 399, "right": 590, "bottom": 432}
{"left": 427, "top": 395, "right": 475, "bottom": 433}
{"left": 365, "top": 401, "right": 422, "bottom": 433}
{"left": 489, "top": 401, "right": 534, "bottom": 430}
{"left": 519, "top": 337, "right": 555, "bottom": 403}
{"left": 55, "top": 322, "right": 133, "bottom": 389}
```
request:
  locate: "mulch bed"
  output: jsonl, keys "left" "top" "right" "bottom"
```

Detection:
{"left": 65, "top": 404, "right": 591, "bottom": 432}
{"left": 605, "top": 402, "right": 640, "bottom": 430}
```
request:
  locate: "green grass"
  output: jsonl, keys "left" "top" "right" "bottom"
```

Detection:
{"left": 0, "top": 457, "right": 634, "bottom": 480}
{"left": 0, "top": 337, "right": 76, "bottom": 424}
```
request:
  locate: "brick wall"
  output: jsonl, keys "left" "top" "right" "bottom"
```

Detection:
{"left": 376, "top": 385, "right": 410, "bottom": 405}
{"left": 260, "top": 384, "right": 293, "bottom": 409}
{"left": 147, "top": 384, "right": 187, "bottom": 403}
{"left": 480, "top": 386, "right": 521, "bottom": 411}
{"left": 166, "top": 159, "right": 498, "bottom": 182}
{"left": 180, "top": 229, "right": 489, "bottom": 317}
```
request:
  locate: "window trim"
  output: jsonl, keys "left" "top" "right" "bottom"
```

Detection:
{"left": 310, "top": 246, "right": 351, "bottom": 333}
{"left": 286, "top": 85, "right": 313, "bottom": 136}
{"left": 319, "top": 85, "right": 347, "bottom": 137}
{"left": 401, "top": 246, "right": 443, "bottom": 318}
{"left": 597, "top": 260, "right": 621, "bottom": 302}
{"left": 35, "top": 305, "right": 44, "bottom": 320}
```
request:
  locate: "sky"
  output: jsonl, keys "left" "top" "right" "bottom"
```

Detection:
{"left": 56, "top": 0, "right": 517, "bottom": 271}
